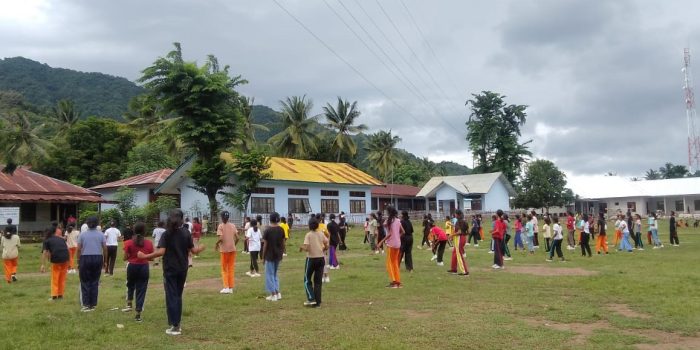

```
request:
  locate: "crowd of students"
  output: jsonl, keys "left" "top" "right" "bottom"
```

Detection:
{"left": 0, "top": 206, "right": 685, "bottom": 336}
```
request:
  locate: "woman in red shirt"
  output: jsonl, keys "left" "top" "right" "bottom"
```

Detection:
{"left": 192, "top": 218, "right": 203, "bottom": 258}
{"left": 122, "top": 222, "right": 154, "bottom": 322}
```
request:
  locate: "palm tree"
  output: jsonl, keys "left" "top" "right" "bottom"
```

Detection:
{"left": 239, "top": 97, "right": 269, "bottom": 152}
{"left": 645, "top": 169, "right": 660, "bottom": 180}
{"left": 323, "top": 97, "right": 367, "bottom": 162}
{"left": 269, "top": 96, "right": 319, "bottom": 159}
{"left": 658, "top": 162, "right": 689, "bottom": 179}
{"left": 51, "top": 99, "right": 81, "bottom": 135}
{"left": 365, "top": 130, "right": 402, "bottom": 182}
{"left": 0, "top": 114, "right": 53, "bottom": 174}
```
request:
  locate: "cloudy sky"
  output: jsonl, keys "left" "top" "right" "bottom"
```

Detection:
{"left": 2, "top": 0, "right": 699, "bottom": 179}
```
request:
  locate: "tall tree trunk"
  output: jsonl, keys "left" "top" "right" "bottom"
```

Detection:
{"left": 207, "top": 191, "right": 219, "bottom": 229}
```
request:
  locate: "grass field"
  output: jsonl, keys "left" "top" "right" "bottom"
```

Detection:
{"left": 1, "top": 219, "right": 699, "bottom": 349}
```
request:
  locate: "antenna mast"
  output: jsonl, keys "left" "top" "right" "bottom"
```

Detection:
{"left": 683, "top": 48, "right": 700, "bottom": 172}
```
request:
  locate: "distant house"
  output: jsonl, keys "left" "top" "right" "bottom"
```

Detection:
{"left": 417, "top": 172, "right": 515, "bottom": 215}
{"left": 371, "top": 184, "right": 423, "bottom": 212}
{"left": 155, "top": 155, "right": 382, "bottom": 223}
{"left": 567, "top": 176, "right": 700, "bottom": 216}
{"left": 0, "top": 167, "right": 104, "bottom": 233}
{"left": 91, "top": 169, "right": 175, "bottom": 211}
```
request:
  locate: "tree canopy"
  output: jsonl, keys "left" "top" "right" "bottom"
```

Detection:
{"left": 514, "top": 159, "right": 574, "bottom": 210}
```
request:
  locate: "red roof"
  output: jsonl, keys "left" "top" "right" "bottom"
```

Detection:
{"left": 90, "top": 169, "right": 174, "bottom": 190}
{"left": 372, "top": 184, "right": 421, "bottom": 197}
{"left": 0, "top": 167, "right": 103, "bottom": 202}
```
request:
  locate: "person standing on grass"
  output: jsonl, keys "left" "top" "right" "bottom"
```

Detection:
{"left": 77, "top": 216, "right": 106, "bottom": 312}
{"left": 491, "top": 210, "right": 506, "bottom": 270}
{"left": 122, "top": 222, "right": 154, "bottom": 322}
{"left": 191, "top": 217, "right": 202, "bottom": 258}
{"left": 377, "top": 206, "right": 404, "bottom": 288}
{"left": 368, "top": 213, "right": 378, "bottom": 253}
{"left": 363, "top": 217, "right": 370, "bottom": 245}
{"left": 2, "top": 224, "right": 20, "bottom": 283}
{"left": 430, "top": 222, "right": 448, "bottom": 266}
{"left": 444, "top": 215, "right": 454, "bottom": 239}
{"left": 595, "top": 212, "right": 609, "bottom": 255}
{"left": 467, "top": 214, "right": 480, "bottom": 247}
{"left": 138, "top": 209, "right": 205, "bottom": 336}
{"left": 581, "top": 214, "right": 593, "bottom": 257}
{"left": 245, "top": 219, "right": 262, "bottom": 277}
{"left": 216, "top": 211, "right": 238, "bottom": 294}
{"left": 525, "top": 214, "right": 535, "bottom": 255}
{"left": 542, "top": 217, "right": 552, "bottom": 254}
{"left": 287, "top": 213, "right": 294, "bottom": 231}
{"left": 41, "top": 226, "right": 70, "bottom": 301}
{"left": 65, "top": 225, "right": 79, "bottom": 274}
{"left": 317, "top": 214, "right": 332, "bottom": 283}
{"left": 301, "top": 217, "right": 328, "bottom": 308}
{"left": 152, "top": 221, "right": 166, "bottom": 267}
{"left": 531, "top": 211, "right": 540, "bottom": 248}
{"left": 513, "top": 214, "right": 524, "bottom": 251}
{"left": 338, "top": 211, "right": 348, "bottom": 249}
{"left": 421, "top": 215, "right": 431, "bottom": 249}
{"left": 327, "top": 214, "right": 341, "bottom": 270}
{"left": 243, "top": 217, "right": 251, "bottom": 254}
{"left": 669, "top": 211, "right": 679, "bottom": 246}
{"left": 280, "top": 216, "right": 290, "bottom": 257}
{"left": 448, "top": 210, "right": 469, "bottom": 276}
{"left": 399, "top": 211, "right": 414, "bottom": 272}
{"left": 649, "top": 213, "right": 662, "bottom": 248}
{"left": 104, "top": 221, "right": 121, "bottom": 276}
{"left": 502, "top": 213, "right": 512, "bottom": 261}
{"left": 633, "top": 214, "right": 644, "bottom": 250}
{"left": 262, "top": 212, "right": 285, "bottom": 301}
{"left": 566, "top": 212, "right": 576, "bottom": 250}
{"left": 376, "top": 212, "right": 386, "bottom": 254}
{"left": 617, "top": 214, "right": 633, "bottom": 253}
{"left": 613, "top": 215, "right": 622, "bottom": 249}
{"left": 547, "top": 216, "right": 566, "bottom": 262}
{"left": 488, "top": 214, "right": 497, "bottom": 254}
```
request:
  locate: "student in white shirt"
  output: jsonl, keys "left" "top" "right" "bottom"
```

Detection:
{"left": 245, "top": 219, "right": 262, "bottom": 277}
{"left": 152, "top": 221, "right": 166, "bottom": 266}
{"left": 547, "top": 216, "right": 566, "bottom": 262}
{"left": 617, "top": 214, "right": 634, "bottom": 252}
{"left": 104, "top": 221, "right": 122, "bottom": 276}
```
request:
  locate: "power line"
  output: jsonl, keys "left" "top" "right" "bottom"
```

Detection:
{"left": 271, "top": 0, "right": 422, "bottom": 124}
{"left": 374, "top": 0, "right": 462, "bottom": 114}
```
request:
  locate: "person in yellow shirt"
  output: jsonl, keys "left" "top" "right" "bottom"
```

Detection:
{"left": 317, "top": 213, "right": 332, "bottom": 283}
{"left": 280, "top": 217, "right": 290, "bottom": 257}
{"left": 444, "top": 216, "right": 453, "bottom": 236}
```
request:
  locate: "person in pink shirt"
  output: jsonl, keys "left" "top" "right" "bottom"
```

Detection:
{"left": 377, "top": 206, "right": 404, "bottom": 288}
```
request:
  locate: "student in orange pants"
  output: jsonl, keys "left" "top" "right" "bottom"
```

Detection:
{"left": 216, "top": 211, "right": 239, "bottom": 294}
{"left": 596, "top": 213, "right": 609, "bottom": 254}
{"left": 2, "top": 225, "right": 20, "bottom": 283}
{"left": 378, "top": 206, "right": 405, "bottom": 288}
{"left": 65, "top": 225, "right": 79, "bottom": 274}
{"left": 40, "top": 227, "right": 70, "bottom": 300}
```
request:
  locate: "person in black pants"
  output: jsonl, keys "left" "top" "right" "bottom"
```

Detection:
{"left": 669, "top": 211, "right": 679, "bottom": 246}
{"left": 580, "top": 214, "right": 593, "bottom": 257}
{"left": 77, "top": 216, "right": 106, "bottom": 312}
{"left": 399, "top": 211, "right": 414, "bottom": 272}
{"left": 301, "top": 217, "right": 327, "bottom": 307}
{"left": 139, "top": 209, "right": 205, "bottom": 336}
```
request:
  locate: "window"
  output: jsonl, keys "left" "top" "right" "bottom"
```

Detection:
{"left": 614, "top": 202, "right": 619, "bottom": 206}
{"left": 656, "top": 201, "right": 665, "bottom": 211}
{"left": 675, "top": 200, "right": 684, "bottom": 212}
{"left": 20, "top": 203, "right": 37, "bottom": 222}
{"left": 627, "top": 202, "right": 636, "bottom": 212}
{"left": 349, "top": 191, "right": 366, "bottom": 198}
{"left": 321, "top": 190, "right": 339, "bottom": 197}
{"left": 289, "top": 198, "right": 312, "bottom": 213}
{"left": 251, "top": 197, "right": 275, "bottom": 214}
{"left": 252, "top": 187, "right": 275, "bottom": 194}
{"left": 471, "top": 199, "right": 482, "bottom": 211}
{"left": 695, "top": 200, "right": 700, "bottom": 211}
{"left": 350, "top": 200, "right": 366, "bottom": 214}
{"left": 321, "top": 199, "right": 339, "bottom": 214}
{"left": 288, "top": 188, "right": 309, "bottom": 196}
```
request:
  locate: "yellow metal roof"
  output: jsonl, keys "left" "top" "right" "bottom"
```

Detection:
{"left": 220, "top": 154, "right": 383, "bottom": 186}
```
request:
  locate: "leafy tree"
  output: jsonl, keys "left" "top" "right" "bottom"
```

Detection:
{"left": 138, "top": 43, "right": 247, "bottom": 221}
{"left": 223, "top": 150, "right": 272, "bottom": 216}
{"left": 238, "top": 97, "right": 269, "bottom": 152}
{"left": 658, "top": 162, "right": 690, "bottom": 179}
{"left": 123, "top": 141, "right": 177, "bottom": 178}
{"left": 365, "top": 130, "right": 402, "bottom": 182}
{"left": 0, "top": 113, "right": 53, "bottom": 174}
{"left": 465, "top": 91, "right": 531, "bottom": 183}
{"left": 50, "top": 99, "right": 81, "bottom": 136}
{"left": 323, "top": 97, "right": 367, "bottom": 162}
{"left": 269, "top": 95, "right": 319, "bottom": 159}
{"left": 513, "top": 159, "right": 574, "bottom": 210}
{"left": 393, "top": 162, "right": 430, "bottom": 186}
{"left": 644, "top": 169, "right": 661, "bottom": 180}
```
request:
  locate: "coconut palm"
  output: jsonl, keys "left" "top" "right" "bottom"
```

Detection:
{"left": 0, "top": 113, "right": 53, "bottom": 174}
{"left": 51, "top": 99, "right": 81, "bottom": 135}
{"left": 323, "top": 97, "right": 367, "bottom": 162}
{"left": 269, "top": 95, "right": 318, "bottom": 158}
{"left": 365, "top": 130, "right": 402, "bottom": 182}
{"left": 239, "top": 97, "right": 269, "bottom": 152}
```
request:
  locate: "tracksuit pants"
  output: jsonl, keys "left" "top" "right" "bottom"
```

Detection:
{"left": 304, "top": 257, "right": 324, "bottom": 305}
{"left": 249, "top": 251, "right": 260, "bottom": 273}
{"left": 126, "top": 263, "right": 149, "bottom": 312}
{"left": 468, "top": 230, "right": 480, "bottom": 245}
{"left": 220, "top": 251, "right": 236, "bottom": 289}
{"left": 581, "top": 233, "right": 592, "bottom": 257}
{"left": 503, "top": 234, "right": 511, "bottom": 257}
{"left": 620, "top": 231, "right": 634, "bottom": 252}
{"left": 105, "top": 245, "right": 118, "bottom": 275}
{"left": 436, "top": 241, "right": 447, "bottom": 263}
{"left": 670, "top": 230, "right": 679, "bottom": 245}
{"left": 595, "top": 234, "right": 608, "bottom": 253}
{"left": 493, "top": 237, "right": 504, "bottom": 267}
{"left": 79, "top": 255, "right": 103, "bottom": 307}
{"left": 400, "top": 235, "right": 414, "bottom": 271}
{"left": 450, "top": 235, "right": 468, "bottom": 274}
{"left": 51, "top": 261, "right": 69, "bottom": 297}
{"left": 386, "top": 247, "right": 401, "bottom": 285}
{"left": 549, "top": 239, "right": 564, "bottom": 259}
{"left": 514, "top": 231, "right": 524, "bottom": 250}
{"left": 329, "top": 246, "right": 338, "bottom": 267}
{"left": 567, "top": 229, "right": 576, "bottom": 247}
{"left": 164, "top": 270, "right": 187, "bottom": 328}
{"left": 634, "top": 232, "right": 644, "bottom": 249}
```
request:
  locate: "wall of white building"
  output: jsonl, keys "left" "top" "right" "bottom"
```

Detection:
{"left": 598, "top": 196, "right": 648, "bottom": 216}
{"left": 98, "top": 187, "right": 151, "bottom": 211}
{"left": 248, "top": 180, "right": 372, "bottom": 216}
{"left": 483, "top": 180, "right": 511, "bottom": 212}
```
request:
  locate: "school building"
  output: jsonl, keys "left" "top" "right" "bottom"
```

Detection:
{"left": 90, "top": 168, "right": 175, "bottom": 210}
{"left": 568, "top": 175, "right": 700, "bottom": 217}
{"left": 155, "top": 155, "right": 382, "bottom": 223}
{"left": 371, "top": 184, "right": 423, "bottom": 212}
{"left": 416, "top": 172, "right": 515, "bottom": 216}
{"left": 0, "top": 167, "right": 104, "bottom": 233}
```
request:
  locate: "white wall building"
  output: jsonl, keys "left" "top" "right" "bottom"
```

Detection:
{"left": 416, "top": 172, "right": 515, "bottom": 216}
{"left": 91, "top": 169, "right": 174, "bottom": 211}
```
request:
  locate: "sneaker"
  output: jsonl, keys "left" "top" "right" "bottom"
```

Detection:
{"left": 466, "top": 243, "right": 471, "bottom": 246}
{"left": 474, "top": 244, "right": 479, "bottom": 247}
{"left": 493, "top": 265, "right": 502, "bottom": 270}
{"left": 430, "top": 255, "right": 437, "bottom": 261}
{"left": 382, "top": 250, "right": 385, "bottom": 254}
{"left": 121, "top": 305, "right": 133, "bottom": 312}
{"left": 266, "top": 294, "right": 279, "bottom": 302}
{"left": 165, "top": 327, "right": 181, "bottom": 336}
{"left": 220, "top": 288, "right": 232, "bottom": 294}
{"left": 653, "top": 246, "right": 659, "bottom": 249}
{"left": 135, "top": 314, "right": 142, "bottom": 322}
{"left": 491, "top": 264, "right": 498, "bottom": 268}
{"left": 638, "top": 248, "right": 644, "bottom": 251}
{"left": 457, "top": 273, "right": 468, "bottom": 276}
{"left": 546, "top": 259, "right": 553, "bottom": 262}
{"left": 49, "top": 297, "right": 57, "bottom": 301}
{"left": 11, "top": 274, "right": 17, "bottom": 282}
{"left": 437, "top": 262, "right": 444, "bottom": 266}
{"left": 283, "top": 253, "right": 288, "bottom": 256}
{"left": 277, "top": 293, "right": 282, "bottom": 300}
{"left": 104, "top": 273, "right": 111, "bottom": 277}
{"left": 504, "top": 257, "right": 513, "bottom": 261}
{"left": 253, "top": 273, "right": 261, "bottom": 277}
{"left": 80, "top": 306, "right": 91, "bottom": 312}
{"left": 391, "top": 284, "right": 402, "bottom": 289}
{"left": 245, "top": 271, "right": 252, "bottom": 276}
{"left": 660, "top": 245, "right": 664, "bottom": 248}
{"left": 375, "top": 251, "right": 379, "bottom": 254}
{"left": 488, "top": 250, "right": 494, "bottom": 254}
{"left": 447, "top": 270, "right": 457, "bottom": 274}
{"left": 304, "top": 301, "right": 317, "bottom": 306}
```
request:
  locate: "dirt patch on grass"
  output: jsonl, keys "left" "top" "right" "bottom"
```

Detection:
{"left": 503, "top": 265, "right": 598, "bottom": 276}
{"left": 607, "top": 304, "right": 652, "bottom": 319}
{"left": 525, "top": 317, "right": 700, "bottom": 349}
{"left": 403, "top": 310, "right": 433, "bottom": 319}
{"left": 186, "top": 278, "right": 221, "bottom": 291}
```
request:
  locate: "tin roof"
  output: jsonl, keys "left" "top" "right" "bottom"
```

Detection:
{"left": 91, "top": 169, "right": 174, "bottom": 190}
{"left": 372, "top": 184, "right": 421, "bottom": 197}
{"left": 0, "top": 167, "right": 104, "bottom": 202}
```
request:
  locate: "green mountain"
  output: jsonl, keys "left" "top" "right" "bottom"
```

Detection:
{"left": 0, "top": 57, "right": 143, "bottom": 118}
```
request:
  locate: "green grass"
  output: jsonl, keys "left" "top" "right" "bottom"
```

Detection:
{"left": 0, "top": 219, "right": 698, "bottom": 349}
